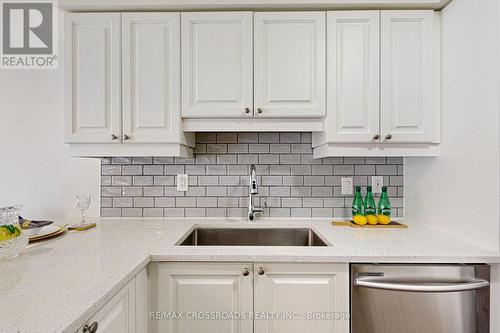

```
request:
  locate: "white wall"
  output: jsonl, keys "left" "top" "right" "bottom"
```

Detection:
{"left": 405, "top": 0, "right": 500, "bottom": 251}
{"left": 405, "top": 1, "right": 500, "bottom": 329}
{"left": 0, "top": 10, "right": 100, "bottom": 221}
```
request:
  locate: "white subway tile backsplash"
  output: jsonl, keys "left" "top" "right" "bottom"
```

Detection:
{"left": 291, "top": 208, "right": 311, "bottom": 217}
{"left": 122, "top": 187, "right": 143, "bottom": 197}
{"left": 376, "top": 165, "right": 398, "bottom": 175}
{"left": 176, "top": 197, "right": 196, "bottom": 208}
{"left": 102, "top": 165, "right": 121, "bottom": 175}
{"left": 206, "top": 165, "right": 227, "bottom": 175}
{"left": 143, "top": 165, "right": 163, "bottom": 175}
{"left": 101, "top": 132, "right": 404, "bottom": 218}
{"left": 237, "top": 133, "right": 258, "bottom": 143}
{"left": 143, "top": 208, "right": 163, "bottom": 217}
{"left": 134, "top": 197, "right": 154, "bottom": 208}
{"left": 312, "top": 165, "right": 333, "bottom": 175}
{"left": 112, "top": 176, "right": 132, "bottom": 186}
{"left": 154, "top": 197, "right": 175, "bottom": 207}
{"left": 258, "top": 133, "right": 279, "bottom": 143}
{"left": 122, "top": 165, "right": 143, "bottom": 175}
{"left": 153, "top": 176, "right": 174, "bottom": 186}
{"left": 133, "top": 176, "right": 153, "bottom": 186}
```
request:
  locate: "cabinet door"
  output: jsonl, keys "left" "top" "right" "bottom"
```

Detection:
{"left": 254, "top": 12, "right": 326, "bottom": 118}
{"left": 326, "top": 11, "right": 380, "bottom": 143}
{"left": 135, "top": 267, "right": 149, "bottom": 333}
{"left": 81, "top": 278, "right": 136, "bottom": 333}
{"left": 381, "top": 10, "right": 439, "bottom": 143}
{"left": 65, "top": 13, "right": 121, "bottom": 143}
{"left": 151, "top": 262, "right": 253, "bottom": 333}
{"left": 122, "top": 13, "right": 181, "bottom": 143}
{"left": 254, "top": 263, "right": 349, "bottom": 333}
{"left": 182, "top": 12, "right": 253, "bottom": 118}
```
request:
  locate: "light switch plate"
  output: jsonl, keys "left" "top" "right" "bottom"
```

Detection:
{"left": 341, "top": 178, "right": 353, "bottom": 195}
{"left": 176, "top": 174, "right": 189, "bottom": 191}
{"left": 372, "top": 176, "right": 383, "bottom": 193}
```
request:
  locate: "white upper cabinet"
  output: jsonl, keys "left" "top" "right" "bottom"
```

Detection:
{"left": 254, "top": 12, "right": 326, "bottom": 118}
{"left": 313, "top": 9, "right": 440, "bottom": 156}
{"left": 380, "top": 10, "right": 439, "bottom": 143}
{"left": 122, "top": 13, "right": 182, "bottom": 143}
{"left": 65, "top": 12, "right": 194, "bottom": 156}
{"left": 325, "top": 11, "right": 380, "bottom": 142}
{"left": 65, "top": 13, "right": 121, "bottom": 143}
{"left": 182, "top": 12, "right": 253, "bottom": 118}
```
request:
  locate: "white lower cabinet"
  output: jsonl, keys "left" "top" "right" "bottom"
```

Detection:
{"left": 254, "top": 263, "right": 349, "bottom": 333}
{"left": 150, "top": 262, "right": 349, "bottom": 333}
{"left": 149, "top": 262, "right": 254, "bottom": 333}
{"left": 77, "top": 268, "right": 148, "bottom": 333}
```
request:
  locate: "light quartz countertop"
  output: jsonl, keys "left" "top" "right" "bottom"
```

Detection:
{"left": 2, "top": 217, "right": 500, "bottom": 333}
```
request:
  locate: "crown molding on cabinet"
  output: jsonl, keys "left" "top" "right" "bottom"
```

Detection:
{"left": 60, "top": 0, "right": 453, "bottom": 12}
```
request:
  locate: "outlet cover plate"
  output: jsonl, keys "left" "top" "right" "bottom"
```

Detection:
{"left": 372, "top": 176, "right": 383, "bottom": 193}
{"left": 341, "top": 178, "right": 353, "bottom": 195}
{"left": 177, "top": 174, "right": 189, "bottom": 191}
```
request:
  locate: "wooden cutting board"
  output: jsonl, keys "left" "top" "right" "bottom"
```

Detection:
{"left": 332, "top": 220, "right": 408, "bottom": 228}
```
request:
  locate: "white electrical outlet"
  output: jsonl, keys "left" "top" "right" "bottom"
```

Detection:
{"left": 341, "top": 178, "right": 353, "bottom": 195}
{"left": 176, "top": 174, "right": 189, "bottom": 191}
{"left": 372, "top": 176, "right": 383, "bottom": 193}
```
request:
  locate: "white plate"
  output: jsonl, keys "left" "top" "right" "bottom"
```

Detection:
{"left": 24, "top": 225, "right": 60, "bottom": 238}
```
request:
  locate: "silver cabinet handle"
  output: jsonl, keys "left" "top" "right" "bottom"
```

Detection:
{"left": 257, "top": 108, "right": 263, "bottom": 114}
{"left": 257, "top": 266, "right": 265, "bottom": 275}
{"left": 354, "top": 276, "right": 489, "bottom": 293}
{"left": 244, "top": 107, "right": 251, "bottom": 114}
{"left": 385, "top": 134, "right": 392, "bottom": 140}
{"left": 242, "top": 268, "right": 249, "bottom": 276}
{"left": 83, "top": 321, "right": 98, "bottom": 333}
{"left": 372, "top": 134, "right": 380, "bottom": 140}
{"left": 111, "top": 134, "right": 118, "bottom": 140}
{"left": 123, "top": 134, "right": 130, "bottom": 140}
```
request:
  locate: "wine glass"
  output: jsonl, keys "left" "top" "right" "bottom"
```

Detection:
{"left": 76, "top": 195, "right": 91, "bottom": 223}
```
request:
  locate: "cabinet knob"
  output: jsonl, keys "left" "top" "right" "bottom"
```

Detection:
{"left": 242, "top": 268, "right": 249, "bottom": 276}
{"left": 257, "top": 108, "right": 263, "bottom": 114}
{"left": 257, "top": 266, "right": 265, "bottom": 275}
{"left": 83, "top": 322, "right": 98, "bottom": 333}
{"left": 385, "top": 134, "right": 392, "bottom": 140}
{"left": 244, "top": 107, "right": 251, "bottom": 114}
{"left": 123, "top": 134, "right": 130, "bottom": 140}
{"left": 111, "top": 134, "right": 118, "bottom": 140}
{"left": 372, "top": 134, "right": 380, "bottom": 140}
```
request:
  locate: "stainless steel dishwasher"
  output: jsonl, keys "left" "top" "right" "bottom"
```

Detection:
{"left": 351, "top": 264, "right": 490, "bottom": 333}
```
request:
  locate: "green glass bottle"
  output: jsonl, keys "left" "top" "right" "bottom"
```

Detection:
{"left": 352, "top": 186, "right": 364, "bottom": 216}
{"left": 377, "top": 186, "right": 391, "bottom": 216}
{"left": 364, "top": 186, "right": 376, "bottom": 215}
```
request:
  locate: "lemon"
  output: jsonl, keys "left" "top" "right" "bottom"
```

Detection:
{"left": 0, "top": 227, "right": 10, "bottom": 241}
{"left": 366, "top": 215, "right": 378, "bottom": 225}
{"left": 377, "top": 214, "right": 391, "bottom": 225}
{"left": 353, "top": 215, "right": 368, "bottom": 226}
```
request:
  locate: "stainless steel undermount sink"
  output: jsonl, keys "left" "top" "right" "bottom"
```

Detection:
{"left": 177, "top": 227, "right": 329, "bottom": 247}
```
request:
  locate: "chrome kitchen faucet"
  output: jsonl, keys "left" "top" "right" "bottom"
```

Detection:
{"left": 248, "top": 164, "right": 264, "bottom": 221}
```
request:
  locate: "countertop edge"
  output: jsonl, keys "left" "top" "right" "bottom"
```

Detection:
{"left": 62, "top": 255, "right": 151, "bottom": 333}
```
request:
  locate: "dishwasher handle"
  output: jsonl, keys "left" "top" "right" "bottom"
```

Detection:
{"left": 354, "top": 276, "right": 490, "bottom": 293}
